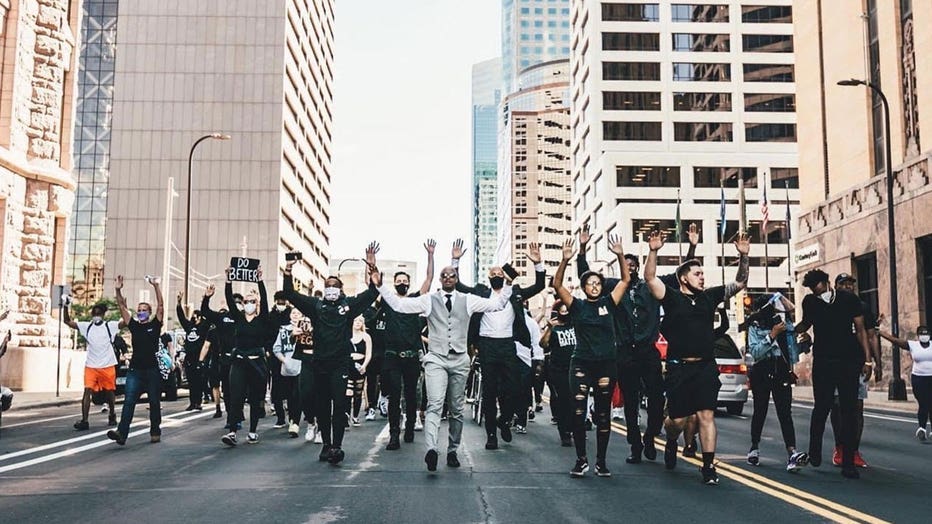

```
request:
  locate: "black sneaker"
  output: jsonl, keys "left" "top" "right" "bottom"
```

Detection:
{"left": 701, "top": 465, "right": 720, "bottom": 485}
{"left": 213, "top": 408, "right": 223, "bottom": 419}
{"left": 221, "top": 432, "right": 237, "bottom": 447}
{"left": 643, "top": 435, "right": 657, "bottom": 461}
{"left": 107, "top": 429, "right": 126, "bottom": 446}
{"left": 387, "top": 434, "right": 401, "bottom": 451}
{"left": 425, "top": 449, "right": 439, "bottom": 472}
{"left": 528, "top": 409, "right": 535, "bottom": 421}
{"left": 447, "top": 451, "right": 461, "bottom": 468}
{"left": 73, "top": 420, "right": 90, "bottom": 431}
{"left": 403, "top": 427, "right": 415, "bottom": 443}
{"left": 595, "top": 461, "right": 612, "bottom": 477}
{"left": 485, "top": 435, "right": 499, "bottom": 450}
{"left": 319, "top": 444, "right": 332, "bottom": 462}
{"left": 809, "top": 450, "right": 822, "bottom": 468}
{"left": 570, "top": 457, "right": 590, "bottom": 478}
{"left": 108, "top": 416, "right": 117, "bottom": 427}
{"left": 499, "top": 420, "right": 513, "bottom": 443}
{"left": 626, "top": 446, "right": 643, "bottom": 464}
{"left": 841, "top": 465, "right": 860, "bottom": 479}
{"left": 328, "top": 447, "right": 345, "bottom": 465}
{"left": 664, "top": 440, "right": 678, "bottom": 470}
{"left": 683, "top": 439, "right": 697, "bottom": 458}
{"left": 560, "top": 435, "right": 573, "bottom": 447}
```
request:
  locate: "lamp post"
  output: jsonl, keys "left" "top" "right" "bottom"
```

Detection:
{"left": 183, "top": 133, "right": 230, "bottom": 305}
{"left": 837, "top": 79, "right": 907, "bottom": 400}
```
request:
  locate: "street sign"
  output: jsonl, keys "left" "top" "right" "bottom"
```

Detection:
{"left": 793, "top": 244, "right": 820, "bottom": 266}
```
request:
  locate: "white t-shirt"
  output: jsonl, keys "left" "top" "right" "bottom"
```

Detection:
{"left": 908, "top": 340, "right": 932, "bottom": 376}
{"left": 77, "top": 321, "right": 121, "bottom": 369}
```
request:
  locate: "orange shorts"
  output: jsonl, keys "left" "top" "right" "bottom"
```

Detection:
{"left": 84, "top": 366, "right": 116, "bottom": 392}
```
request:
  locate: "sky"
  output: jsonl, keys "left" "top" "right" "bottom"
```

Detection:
{"left": 330, "top": 1, "right": 502, "bottom": 283}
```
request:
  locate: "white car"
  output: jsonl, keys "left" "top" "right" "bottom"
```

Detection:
{"left": 714, "top": 333, "right": 749, "bottom": 415}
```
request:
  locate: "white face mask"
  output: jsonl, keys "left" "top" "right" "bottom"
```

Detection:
{"left": 919, "top": 335, "right": 931, "bottom": 344}
{"left": 275, "top": 304, "right": 287, "bottom": 312}
{"left": 323, "top": 287, "right": 341, "bottom": 301}
{"left": 820, "top": 290, "right": 833, "bottom": 303}
{"left": 243, "top": 303, "right": 257, "bottom": 315}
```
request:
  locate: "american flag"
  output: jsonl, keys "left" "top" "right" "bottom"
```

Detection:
{"left": 760, "top": 180, "right": 770, "bottom": 239}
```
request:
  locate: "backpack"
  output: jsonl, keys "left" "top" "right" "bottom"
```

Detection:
{"left": 103, "top": 322, "right": 129, "bottom": 358}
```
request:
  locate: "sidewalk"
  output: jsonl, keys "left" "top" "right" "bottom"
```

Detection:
{"left": 791, "top": 385, "right": 915, "bottom": 415}
{"left": 6, "top": 391, "right": 84, "bottom": 410}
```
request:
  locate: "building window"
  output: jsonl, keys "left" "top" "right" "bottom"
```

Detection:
{"left": 673, "top": 62, "right": 730, "bottom": 81}
{"left": 741, "top": 5, "right": 792, "bottom": 23}
{"left": 602, "top": 32, "right": 661, "bottom": 51}
{"left": 601, "top": 3, "right": 659, "bottom": 21}
{"left": 770, "top": 167, "right": 799, "bottom": 189}
{"left": 672, "top": 33, "right": 730, "bottom": 52}
{"left": 744, "top": 93, "right": 796, "bottom": 112}
{"left": 632, "top": 219, "right": 699, "bottom": 241}
{"left": 743, "top": 63, "right": 794, "bottom": 82}
{"left": 603, "top": 121, "right": 662, "bottom": 141}
{"left": 854, "top": 252, "right": 880, "bottom": 323}
{"left": 693, "top": 167, "right": 758, "bottom": 188}
{"left": 616, "top": 166, "right": 681, "bottom": 187}
{"left": 867, "top": 0, "right": 884, "bottom": 176}
{"left": 742, "top": 34, "right": 793, "bottom": 53}
{"left": 745, "top": 123, "right": 796, "bottom": 142}
{"left": 670, "top": 4, "right": 729, "bottom": 22}
{"left": 674, "top": 122, "right": 733, "bottom": 142}
{"left": 673, "top": 92, "right": 732, "bottom": 111}
{"left": 602, "top": 61, "right": 661, "bottom": 81}
{"left": 603, "top": 91, "right": 662, "bottom": 110}
{"left": 919, "top": 235, "right": 932, "bottom": 327}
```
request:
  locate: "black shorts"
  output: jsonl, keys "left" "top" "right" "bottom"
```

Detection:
{"left": 664, "top": 360, "right": 720, "bottom": 419}
{"left": 205, "top": 365, "right": 222, "bottom": 389}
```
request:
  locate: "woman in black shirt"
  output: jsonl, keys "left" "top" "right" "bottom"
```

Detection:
{"left": 176, "top": 292, "right": 210, "bottom": 411}
{"left": 553, "top": 236, "right": 631, "bottom": 478}
{"left": 540, "top": 300, "right": 576, "bottom": 447}
{"left": 221, "top": 267, "right": 272, "bottom": 447}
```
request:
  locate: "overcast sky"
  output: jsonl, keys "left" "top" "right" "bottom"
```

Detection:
{"left": 330, "top": 1, "right": 502, "bottom": 282}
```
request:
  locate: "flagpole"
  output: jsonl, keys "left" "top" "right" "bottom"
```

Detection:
{"left": 677, "top": 189, "right": 683, "bottom": 264}
{"left": 720, "top": 180, "right": 726, "bottom": 287}
{"left": 763, "top": 174, "right": 770, "bottom": 293}
{"left": 785, "top": 180, "right": 793, "bottom": 301}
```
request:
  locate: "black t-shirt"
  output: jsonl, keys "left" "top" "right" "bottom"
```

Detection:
{"left": 569, "top": 296, "right": 617, "bottom": 361}
{"left": 660, "top": 285, "right": 726, "bottom": 361}
{"left": 380, "top": 293, "right": 424, "bottom": 354}
{"left": 801, "top": 290, "right": 864, "bottom": 363}
{"left": 547, "top": 324, "right": 577, "bottom": 369}
{"left": 128, "top": 318, "right": 163, "bottom": 369}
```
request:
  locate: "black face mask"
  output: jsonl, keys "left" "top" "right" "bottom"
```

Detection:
{"left": 557, "top": 313, "right": 571, "bottom": 322}
{"left": 681, "top": 279, "right": 703, "bottom": 296}
{"left": 394, "top": 284, "right": 409, "bottom": 296}
{"left": 489, "top": 276, "right": 505, "bottom": 290}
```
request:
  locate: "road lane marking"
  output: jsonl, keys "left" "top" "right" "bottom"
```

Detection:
{"left": 791, "top": 403, "right": 915, "bottom": 424}
{"left": 0, "top": 411, "right": 213, "bottom": 474}
{"left": 346, "top": 423, "right": 390, "bottom": 481}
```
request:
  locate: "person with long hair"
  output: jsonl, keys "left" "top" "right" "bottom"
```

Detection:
{"left": 348, "top": 316, "right": 372, "bottom": 426}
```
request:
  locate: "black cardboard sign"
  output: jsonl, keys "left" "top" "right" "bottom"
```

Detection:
{"left": 229, "top": 257, "right": 261, "bottom": 283}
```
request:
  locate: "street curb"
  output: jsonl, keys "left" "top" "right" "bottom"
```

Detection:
{"left": 792, "top": 398, "right": 916, "bottom": 417}
{"left": 16, "top": 398, "right": 84, "bottom": 410}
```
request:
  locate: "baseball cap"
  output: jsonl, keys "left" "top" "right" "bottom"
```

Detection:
{"left": 835, "top": 273, "right": 856, "bottom": 285}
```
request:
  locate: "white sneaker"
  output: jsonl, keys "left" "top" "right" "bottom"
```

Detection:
{"left": 351, "top": 417, "right": 361, "bottom": 427}
{"left": 917, "top": 426, "right": 928, "bottom": 441}
{"left": 288, "top": 422, "right": 299, "bottom": 438}
{"left": 414, "top": 418, "right": 424, "bottom": 431}
{"left": 611, "top": 408, "right": 624, "bottom": 420}
{"left": 247, "top": 432, "right": 259, "bottom": 444}
{"left": 100, "top": 406, "right": 109, "bottom": 413}
{"left": 378, "top": 395, "right": 389, "bottom": 417}
{"left": 313, "top": 432, "right": 323, "bottom": 444}
{"left": 305, "top": 424, "right": 318, "bottom": 442}
{"left": 365, "top": 408, "right": 377, "bottom": 421}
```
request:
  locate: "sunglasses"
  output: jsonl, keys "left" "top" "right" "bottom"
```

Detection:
{"left": 440, "top": 273, "right": 457, "bottom": 279}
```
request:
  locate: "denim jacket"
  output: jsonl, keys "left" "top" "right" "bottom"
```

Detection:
{"left": 748, "top": 320, "right": 799, "bottom": 365}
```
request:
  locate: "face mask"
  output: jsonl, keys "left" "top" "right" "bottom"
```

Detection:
{"left": 557, "top": 313, "right": 570, "bottom": 322}
{"left": 137, "top": 311, "right": 150, "bottom": 322}
{"left": 236, "top": 303, "right": 245, "bottom": 312}
{"left": 275, "top": 304, "right": 287, "bottom": 312}
{"left": 244, "top": 303, "right": 257, "bottom": 315}
{"left": 394, "top": 284, "right": 410, "bottom": 296}
{"left": 681, "top": 279, "right": 702, "bottom": 295}
{"left": 489, "top": 276, "right": 505, "bottom": 290}
{"left": 323, "top": 287, "right": 341, "bottom": 301}
{"left": 92, "top": 316, "right": 103, "bottom": 325}
{"left": 919, "top": 335, "right": 931, "bottom": 345}
{"left": 820, "top": 290, "right": 833, "bottom": 303}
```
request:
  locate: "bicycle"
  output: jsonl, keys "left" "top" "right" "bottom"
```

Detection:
{"left": 467, "top": 355, "right": 483, "bottom": 425}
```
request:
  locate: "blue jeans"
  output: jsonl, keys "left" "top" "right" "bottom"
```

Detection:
{"left": 117, "top": 367, "right": 162, "bottom": 437}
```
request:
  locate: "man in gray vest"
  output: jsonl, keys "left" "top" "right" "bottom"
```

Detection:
{"left": 378, "top": 239, "right": 513, "bottom": 472}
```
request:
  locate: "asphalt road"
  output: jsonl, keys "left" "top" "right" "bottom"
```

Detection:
{"left": 0, "top": 392, "right": 927, "bottom": 524}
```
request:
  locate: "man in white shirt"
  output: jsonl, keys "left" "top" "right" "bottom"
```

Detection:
{"left": 377, "top": 239, "right": 513, "bottom": 472}
{"left": 64, "top": 302, "right": 125, "bottom": 430}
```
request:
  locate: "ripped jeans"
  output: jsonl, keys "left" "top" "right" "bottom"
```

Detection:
{"left": 569, "top": 358, "right": 616, "bottom": 461}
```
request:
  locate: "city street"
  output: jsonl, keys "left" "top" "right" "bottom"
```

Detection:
{"left": 0, "top": 394, "right": 926, "bottom": 523}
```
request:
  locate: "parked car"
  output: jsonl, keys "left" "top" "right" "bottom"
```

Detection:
{"left": 714, "top": 333, "right": 749, "bottom": 415}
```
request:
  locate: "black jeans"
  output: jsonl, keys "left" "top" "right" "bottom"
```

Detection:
{"left": 313, "top": 361, "right": 351, "bottom": 447}
{"left": 617, "top": 342, "right": 664, "bottom": 449}
{"left": 227, "top": 357, "right": 267, "bottom": 433}
{"left": 913, "top": 374, "right": 932, "bottom": 428}
{"left": 570, "top": 358, "right": 615, "bottom": 461}
{"left": 481, "top": 358, "right": 519, "bottom": 436}
{"left": 548, "top": 364, "right": 571, "bottom": 439}
{"left": 366, "top": 354, "right": 384, "bottom": 408}
{"left": 298, "top": 360, "right": 316, "bottom": 424}
{"left": 277, "top": 374, "right": 301, "bottom": 423}
{"left": 219, "top": 362, "right": 232, "bottom": 414}
{"left": 809, "top": 359, "right": 860, "bottom": 467}
{"left": 514, "top": 361, "right": 533, "bottom": 426}
{"left": 383, "top": 354, "right": 421, "bottom": 434}
{"left": 749, "top": 357, "right": 796, "bottom": 450}
{"left": 184, "top": 362, "right": 203, "bottom": 407}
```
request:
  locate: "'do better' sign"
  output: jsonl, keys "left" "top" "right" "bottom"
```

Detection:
{"left": 229, "top": 257, "right": 261, "bottom": 283}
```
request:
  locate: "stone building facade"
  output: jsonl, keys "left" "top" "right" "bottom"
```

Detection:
{"left": 0, "top": 0, "right": 80, "bottom": 391}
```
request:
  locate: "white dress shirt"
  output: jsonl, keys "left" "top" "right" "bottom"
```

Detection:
{"left": 377, "top": 284, "right": 513, "bottom": 317}
{"left": 515, "top": 314, "right": 544, "bottom": 367}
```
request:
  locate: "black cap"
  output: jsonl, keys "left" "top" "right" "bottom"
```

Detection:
{"left": 835, "top": 273, "right": 856, "bottom": 285}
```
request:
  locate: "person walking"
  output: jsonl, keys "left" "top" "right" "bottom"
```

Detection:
{"left": 200, "top": 286, "right": 244, "bottom": 423}
{"left": 268, "top": 291, "right": 293, "bottom": 429}
{"left": 879, "top": 326, "right": 932, "bottom": 441}
{"left": 540, "top": 300, "right": 575, "bottom": 446}
{"left": 176, "top": 293, "right": 210, "bottom": 412}
{"left": 271, "top": 308, "right": 304, "bottom": 438}
{"left": 64, "top": 302, "right": 122, "bottom": 430}
{"left": 348, "top": 316, "right": 372, "bottom": 426}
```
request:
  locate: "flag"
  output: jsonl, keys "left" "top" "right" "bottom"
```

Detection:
{"left": 784, "top": 180, "right": 792, "bottom": 239}
{"left": 719, "top": 185, "right": 727, "bottom": 239}
{"left": 760, "top": 181, "right": 770, "bottom": 240}
{"left": 675, "top": 190, "right": 682, "bottom": 243}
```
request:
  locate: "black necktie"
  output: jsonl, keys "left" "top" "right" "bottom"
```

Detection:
{"left": 445, "top": 294, "right": 453, "bottom": 312}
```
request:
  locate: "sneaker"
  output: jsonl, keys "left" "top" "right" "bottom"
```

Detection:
{"left": 701, "top": 465, "right": 720, "bottom": 485}
{"left": 917, "top": 426, "right": 928, "bottom": 441}
{"left": 570, "top": 457, "right": 590, "bottom": 478}
{"left": 378, "top": 396, "right": 389, "bottom": 417}
{"left": 414, "top": 418, "right": 424, "bottom": 431}
{"left": 809, "top": 451, "right": 823, "bottom": 468}
{"left": 447, "top": 451, "right": 461, "bottom": 468}
{"left": 551, "top": 417, "right": 558, "bottom": 425}
{"left": 595, "top": 461, "right": 611, "bottom": 477}
{"left": 213, "top": 408, "right": 223, "bottom": 419}
{"left": 365, "top": 408, "right": 377, "bottom": 421}
{"left": 305, "top": 424, "right": 318, "bottom": 443}
{"left": 185, "top": 404, "right": 196, "bottom": 412}
{"left": 351, "top": 417, "right": 361, "bottom": 427}
{"left": 560, "top": 435, "right": 573, "bottom": 447}
{"left": 643, "top": 435, "right": 657, "bottom": 461}
{"left": 664, "top": 440, "right": 678, "bottom": 470}
{"left": 404, "top": 427, "right": 415, "bottom": 443}
{"left": 747, "top": 448, "right": 760, "bottom": 466}
{"left": 527, "top": 409, "right": 535, "bottom": 421}
{"left": 832, "top": 446, "right": 842, "bottom": 467}
{"left": 328, "top": 447, "right": 345, "bottom": 465}
{"left": 485, "top": 435, "right": 499, "bottom": 450}
{"left": 425, "top": 449, "right": 438, "bottom": 471}
{"left": 611, "top": 408, "right": 624, "bottom": 421}
{"left": 626, "top": 446, "right": 642, "bottom": 464}
{"left": 514, "top": 424, "right": 527, "bottom": 435}
{"left": 288, "top": 423, "right": 299, "bottom": 438}
{"left": 787, "top": 451, "right": 809, "bottom": 473}
{"left": 100, "top": 406, "right": 109, "bottom": 413}
{"left": 273, "top": 420, "right": 287, "bottom": 429}
{"left": 499, "top": 420, "right": 513, "bottom": 443}
{"left": 387, "top": 434, "right": 401, "bottom": 450}
{"left": 683, "top": 437, "right": 698, "bottom": 458}
{"left": 841, "top": 465, "right": 860, "bottom": 479}
{"left": 853, "top": 451, "right": 868, "bottom": 468}
{"left": 150, "top": 434, "right": 161, "bottom": 444}
{"left": 319, "top": 445, "right": 332, "bottom": 461}
{"left": 313, "top": 432, "right": 323, "bottom": 444}
{"left": 73, "top": 420, "right": 90, "bottom": 431}
{"left": 107, "top": 429, "right": 126, "bottom": 445}
{"left": 221, "top": 432, "right": 237, "bottom": 447}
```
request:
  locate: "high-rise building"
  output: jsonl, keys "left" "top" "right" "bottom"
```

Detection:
{"left": 496, "top": 60, "right": 572, "bottom": 292}
{"left": 471, "top": 58, "right": 502, "bottom": 285}
{"left": 571, "top": 1, "right": 800, "bottom": 297}
{"left": 98, "top": 0, "right": 333, "bottom": 310}
{"left": 330, "top": 259, "right": 418, "bottom": 297}
{"left": 793, "top": 1, "right": 932, "bottom": 336}
{"left": 501, "top": 0, "right": 573, "bottom": 93}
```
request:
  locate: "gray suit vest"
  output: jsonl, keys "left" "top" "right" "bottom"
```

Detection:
{"left": 426, "top": 291, "right": 470, "bottom": 355}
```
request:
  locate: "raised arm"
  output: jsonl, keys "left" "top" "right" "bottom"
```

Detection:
{"left": 551, "top": 239, "right": 575, "bottom": 308}
{"left": 224, "top": 273, "right": 244, "bottom": 322}
{"left": 114, "top": 275, "right": 131, "bottom": 326}
{"left": 607, "top": 235, "right": 632, "bottom": 306}
{"left": 176, "top": 292, "right": 193, "bottom": 332}
{"left": 419, "top": 239, "right": 436, "bottom": 296}
{"left": 728, "top": 232, "right": 750, "bottom": 298}
{"left": 150, "top": 277, "right": 164, "bottom": 323}
{"left": 878, "top": 330, "right": 910, "bottom": 350}
{"left": 521, "top": 242, "right": 548, "bottom": 300}
{"left": 257, "top": 272, "right": 269, "bottom": 317}
{"left": 576, "top": 225, "right": 592, "bottom": 279}
{"left": 62, "top": 305, "right": 79, "bottom": 329}
{"left": 685, "top": 222, "right": 699, "bottom": 260}
{"left": 282, "top": 261, "right": 318, "bottom": 316}
{"left": 377, "top": 282, "right": 430, "bottom": 315}
{"left": 644, "top": 231, "right": 667, "bottom": 301}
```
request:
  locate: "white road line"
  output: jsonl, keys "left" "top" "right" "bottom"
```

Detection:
{"left": 346, "top": 423, "right": 390, "bottom": 481}
{"left": 0, "top": 410, "right": 197, "bottom": 462}
{"left": 791, "top": 403, "right": 915, "bottom": 424}
{"left": 0, "top": 411, "right": 212, "bottom": 474}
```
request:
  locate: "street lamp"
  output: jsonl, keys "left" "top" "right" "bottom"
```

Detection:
{"left": 837, "top": 78, "right": 907, "bottom": 400}
{"left": 183, "top": 133, "right": 230, "bottom": 305}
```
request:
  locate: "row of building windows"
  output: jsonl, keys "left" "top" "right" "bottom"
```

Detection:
{"left": 602, "top": 32, "right": 793, "bottom": 53}
{"left": 616, "top": 165, "right": 799, "bottom": 189}
{"left": 603, "top": 62, "right": 793, "bottom": 83}
{"left": 520, "top": 6, "right": 571, "bottom": 15}
{"left": 602, "top": 91, "right": 794, "bottom": 112}
{"left": 631, "top": 219, "right": 791, "bottom": 244}
{"left": 603, "top": 121, "right": 796, "bottom": 142}
{"left": 601, "top": 3, "right": 792, "bottom": 24}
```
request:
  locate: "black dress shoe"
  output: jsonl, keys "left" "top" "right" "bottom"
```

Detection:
{"left": 626, "top": 452, "right": 642, "bottom": 464}
{"left": 499, "top": 421, "right": 513, "bottom": 443}
{"left": 319, "top": 444, "right": 332, "bottom": 462}
{"left": 425, "top": 449, "right": 438, "bottom": 471}
{"left": 643, "top": 436, "right": 658, "bottom": 461}
{"left": 447, "top": 451, "right": 461, "bottom": 468}
{"left": 403, "top": 427, "right": 415, "bottom": 443}
{"left": 387, "top": 434, "right": 401, "bottom": 450}
{"left": 485, "top": 435, "right": 499, "bottom": 450}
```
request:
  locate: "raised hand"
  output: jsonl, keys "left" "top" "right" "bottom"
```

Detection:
{"left": 561, "top": 239, "right": 575, "bottom": 262}
{"left": 177, "top": 291, "right": 184, "bottom": 305}
{"left": 687, "top": 222, "right": 699, "bottom": 246}
{"left": 115, "top": 275, "right": 124, "bottom": 290}
{"left": 369, "top": 268, "right": 382, "bottom": 287}
{"left": 451, "top": 238, "right": 466, "bottom": 260}
{"left": 734, "top": 231, "right": 751, "bottom": 255}
{"left": 647, "top": 230, "right": 665, "bottom": 252}
{"left": 607, "top": 234, "right": 625, "bottom": 255}
{"left": 424, "top": 238, "right": 437, "bottom": 255}
{"left": 527, "top": 242, "right": 542, "bottom": 264}
{"left": 285, "top": 258, "right": 296, "bottom": 272}
{"left": 365, "top": 241, "right": 380, "bottom": 268}
{"left": 205, "top": 283, "right": 216, "bottom": 297}
{"left": 579, "top": 224, "right": 591, "bottom": 247}
{"left": 257, "top": 266, "right": 264, "bottom": 281}
{"left": 225, "top": 267, "right": 234, "bottom": 283}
